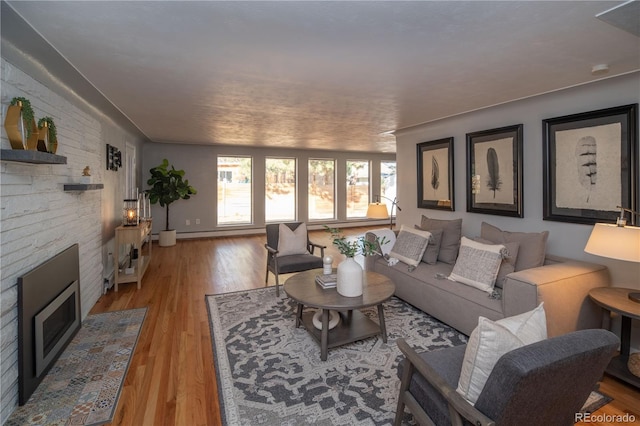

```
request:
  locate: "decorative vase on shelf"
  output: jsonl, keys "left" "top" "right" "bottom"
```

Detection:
{"left": 36, "top": 120, "right": 49, "bottom": 152}
{"left": 336, "top": 256, "right": 363, "bottom": 297}
{"left": 37, "top": 117, "right": 58, "bottom": 153}
{"left": 4, "top": 100, "right": 38, "bottom": 150}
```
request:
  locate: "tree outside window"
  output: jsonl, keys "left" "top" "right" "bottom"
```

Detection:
{"left": 265, "top": 158, "right": 296, "bottom": 222}
{"left": 217, "top": 156, "right": 252, "bottom": 224}
{"left": 308, "top": 159, "right": 335, "bottom": 220}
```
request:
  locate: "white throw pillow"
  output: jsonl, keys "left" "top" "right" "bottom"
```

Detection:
{"left": 456, "top": 303, "right": 547, "bottom": 405}
{"left": 448, "top": 237, "right": 505, "bottom": 293}
{"left": 389, "top": 225, "right": 431, "bottom": 267}
{"left": 277, "top": 223, "right": 309, "bottom": 257}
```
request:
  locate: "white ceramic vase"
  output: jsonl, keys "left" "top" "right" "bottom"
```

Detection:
{"left": 336, "top": 256, "right": 363, "bottom": 297}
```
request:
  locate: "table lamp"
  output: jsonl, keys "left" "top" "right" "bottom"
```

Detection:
{"left": 584, "top": 206, "right": 640, "bottom": 303}
{"left": 123, "top": 198, "right": 139, "bottom": 226}
{"left": 367, "top": 196, "right": 401, "bottom": 229}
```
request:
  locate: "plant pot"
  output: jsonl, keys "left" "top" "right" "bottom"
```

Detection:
{"left": 159, "top": 230, "right": 177, "bottom": 247}
{"left": 4, "top": 104, "right": 38, "bottom": 150}
{"left": 336, "top": 256, "right": 363, "bottom": 297}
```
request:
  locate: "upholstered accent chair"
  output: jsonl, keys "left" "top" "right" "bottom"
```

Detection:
{"left": 395, "top": 329, "right": 619, "bottom": 426}
{"left": 265, "top": 222, "right": 326, "bottom": 296}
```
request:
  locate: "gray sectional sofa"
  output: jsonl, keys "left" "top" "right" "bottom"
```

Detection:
{"left": 365, "top": 220, "right": 611, "bottom": 337}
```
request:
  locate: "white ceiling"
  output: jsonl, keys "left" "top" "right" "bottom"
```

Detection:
{"left": 6, "top": 1, "right": 640, "bottom": 153}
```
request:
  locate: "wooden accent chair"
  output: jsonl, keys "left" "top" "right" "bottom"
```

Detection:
{"left": 395, "top": 329, "right": 619, "bottom": 426}
{"left": 265, "top": 222, "right": 326, "bottom": 297}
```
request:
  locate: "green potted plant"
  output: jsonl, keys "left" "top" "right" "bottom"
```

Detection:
{"left": 325, "top": 226, "right": 387, "bottom": 297}
{"left": 37, "top": 116, "right": 58, "bottom": 153}
{"left": 146, "top": 158, "right": 197, "bottom": 247}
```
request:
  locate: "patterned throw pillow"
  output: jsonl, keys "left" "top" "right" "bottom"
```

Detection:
{"left": 389, "top": 225, "right": 431, "bottom": 267}
{"left": 448, "top": 237, "right": 505, "bottom": 293}
{"left": 474, "top": 238, "right": 519, "bottom": 288}
{"left": 277, "top": 223, "right": 309, "bottom": 257}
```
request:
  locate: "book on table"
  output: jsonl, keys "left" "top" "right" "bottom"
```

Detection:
{"left": 316, "top": 274, "right": 337, "bottom": 289}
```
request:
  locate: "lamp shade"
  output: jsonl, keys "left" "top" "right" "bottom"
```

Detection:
{"left": 584, "top": 223, "right": 640, "bottom": 262}
{"left": 366, "top": 203, "right": 389, "bottom": 219}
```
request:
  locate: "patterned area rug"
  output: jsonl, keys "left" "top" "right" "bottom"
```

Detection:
{"left": 206, "top": 288, "right": 467, "bottom": 425}
{"left": 207, "top": 288, "right": 612, "bottom": 425}
{"left": 7, "top": 308, "right": 147, "bottom": 426}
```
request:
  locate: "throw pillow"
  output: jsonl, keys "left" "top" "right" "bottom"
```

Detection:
{"left": 389, "top": 225, "right": 431, "bottom": 267}
{"left": 497, "top": 302, "right": 547, "bottom": 345}
{"left": 415, "top": 226, "right": 443, "bottom": 264}
{"left": 448, "top": 237, "right": 505, "bottom": 293}
{"left": 474, "top": 238, "right": 519, "bottom": 288}
{"left": 277, "top": 223, "right": 309, "bottom": 257}
{"left": 420, "top": 216, "right": 463, "bottom": 264}
{"left": 480, "top": 222, "right": 549, "bottom": 271}
{"left": 456, "top": 303, "right": 547, "bottom": 405}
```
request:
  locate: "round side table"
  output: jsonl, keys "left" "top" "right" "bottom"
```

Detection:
{"left": 589, "top": 287, "right": 640, "bottom": 389}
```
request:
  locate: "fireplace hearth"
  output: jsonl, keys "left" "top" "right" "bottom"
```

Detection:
{"left": 18, "top": 244, "right": 81, "bottom": 405}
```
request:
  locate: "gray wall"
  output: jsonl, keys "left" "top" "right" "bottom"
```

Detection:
{"left": 142, "top": 143, "right": 395, "bottom": 236}
{"left": 395, "top": 72, "right": 640, "bottom": 287}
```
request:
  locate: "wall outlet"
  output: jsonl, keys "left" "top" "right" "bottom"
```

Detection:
{"left": 186, "top": 219, "right": 191, "bottom": 226}
{"left": 195, "top": 218, "right": 200, "bottom": 225}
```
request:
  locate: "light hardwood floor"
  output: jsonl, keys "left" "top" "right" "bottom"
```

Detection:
{"left": 91, "top": 227, "right": 640, "bottom": 425}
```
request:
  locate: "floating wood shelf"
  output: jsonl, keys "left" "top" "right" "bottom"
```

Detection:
{"left": 63, "top": 184, "right": 104, "bottom": 191}
{"left": 0, "top": 149, "right": 67, "bottom": 164}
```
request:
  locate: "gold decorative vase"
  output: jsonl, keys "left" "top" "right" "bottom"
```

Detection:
{"left": 37, "top": 121, "right": 57, "bottom": 153}
{"left": 4, "top": 102, "right": 39, "bottom": 150}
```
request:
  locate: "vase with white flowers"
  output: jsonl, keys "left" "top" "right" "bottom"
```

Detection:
{"left": 325, "top": 226, "right": 387, "bottom": 297}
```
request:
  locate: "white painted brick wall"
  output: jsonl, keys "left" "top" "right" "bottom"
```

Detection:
{"left": 0, "top": 60, "right": 140, "bottom": 424}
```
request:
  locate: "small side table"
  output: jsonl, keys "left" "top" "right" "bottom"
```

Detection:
{"left": 589, "top": 287, "right": 640, "bottom": 389}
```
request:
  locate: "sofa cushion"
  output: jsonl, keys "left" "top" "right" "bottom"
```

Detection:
{"left": 420, "top": 216, "right": 462, "bottom": 264}
{"left": 389, "top": 225, "right": 431, "bottom": 267}
{"left": 456, "top": 304, "right": 547, "bottom": 405}
{"left": 474, "top": 238, "right": 520, "bottom": 289}
{"left": 277, "top": 223, "right": 309, "bottom": 256}
{"left": 416, "top": 226, "right": 443, "bottom": 264}
{"left": 480, "top": 222, "right": 548, "bottom": 271}
{"left": 449, "top": 237, "right": 505, "bottom": 293}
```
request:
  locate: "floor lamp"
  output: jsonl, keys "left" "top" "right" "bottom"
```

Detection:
{"left": 367, "top": 196, "right": 401, "bottom": 229}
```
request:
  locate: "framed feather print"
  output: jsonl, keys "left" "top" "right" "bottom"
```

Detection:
{"left": 466, "top": 124, "right": 523, "bottom": 217}
{"left": 543, "top": 104, "right": 638, "bottom": 225}
{"left": 417, "top": 137, "right": 454, "bottom": 211}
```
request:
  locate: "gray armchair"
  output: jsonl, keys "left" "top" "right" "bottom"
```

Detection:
{"left": 395, "top": 329, "right": 619, "bottom": 426}
{"left": 265, "top": 222, "right": 326, "bottom": 297}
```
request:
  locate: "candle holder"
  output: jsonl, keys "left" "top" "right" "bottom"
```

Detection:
{"left": 123, "top": 199, "right": 139, "bottom": 226}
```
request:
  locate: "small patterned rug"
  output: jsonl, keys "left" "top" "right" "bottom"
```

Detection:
{"left": 7, "top": 308, "right": 147, "bottom": 426}
{"left": 206, "top": 288, "right": 612, "bottom": 425}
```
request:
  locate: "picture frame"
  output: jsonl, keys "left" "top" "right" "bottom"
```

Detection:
{"left": 543, "top": 104, "right": 638, "bottom": 225}
{"left": 417, "top": 137, "right": 454, "bottom": 211}
{"left": 466, "top": 124, "right": 523, "bottom": 217}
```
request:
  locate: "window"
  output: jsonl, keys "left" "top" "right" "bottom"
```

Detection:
{"left": 217, "top": 156, "right": 252, "bottom": 225}
{"left": 308, "top": 159, "right": 335, "bottom": 220}
{"left": 265, "top": 158, "right": 296, "bottom": 222}
{"left": 381, "top": 160, "right": 397, "bottom": 214}
{"left": 346, "top": 160, "right": 370, "bottom": 218}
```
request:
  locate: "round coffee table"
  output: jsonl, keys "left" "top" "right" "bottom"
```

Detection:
{"left": 283, "top": 268, "right": 395, "bottom": 361}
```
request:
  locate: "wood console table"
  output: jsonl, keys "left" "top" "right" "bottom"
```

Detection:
{"left": 114, "top": 221, "right": 152, "bottom": 291}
